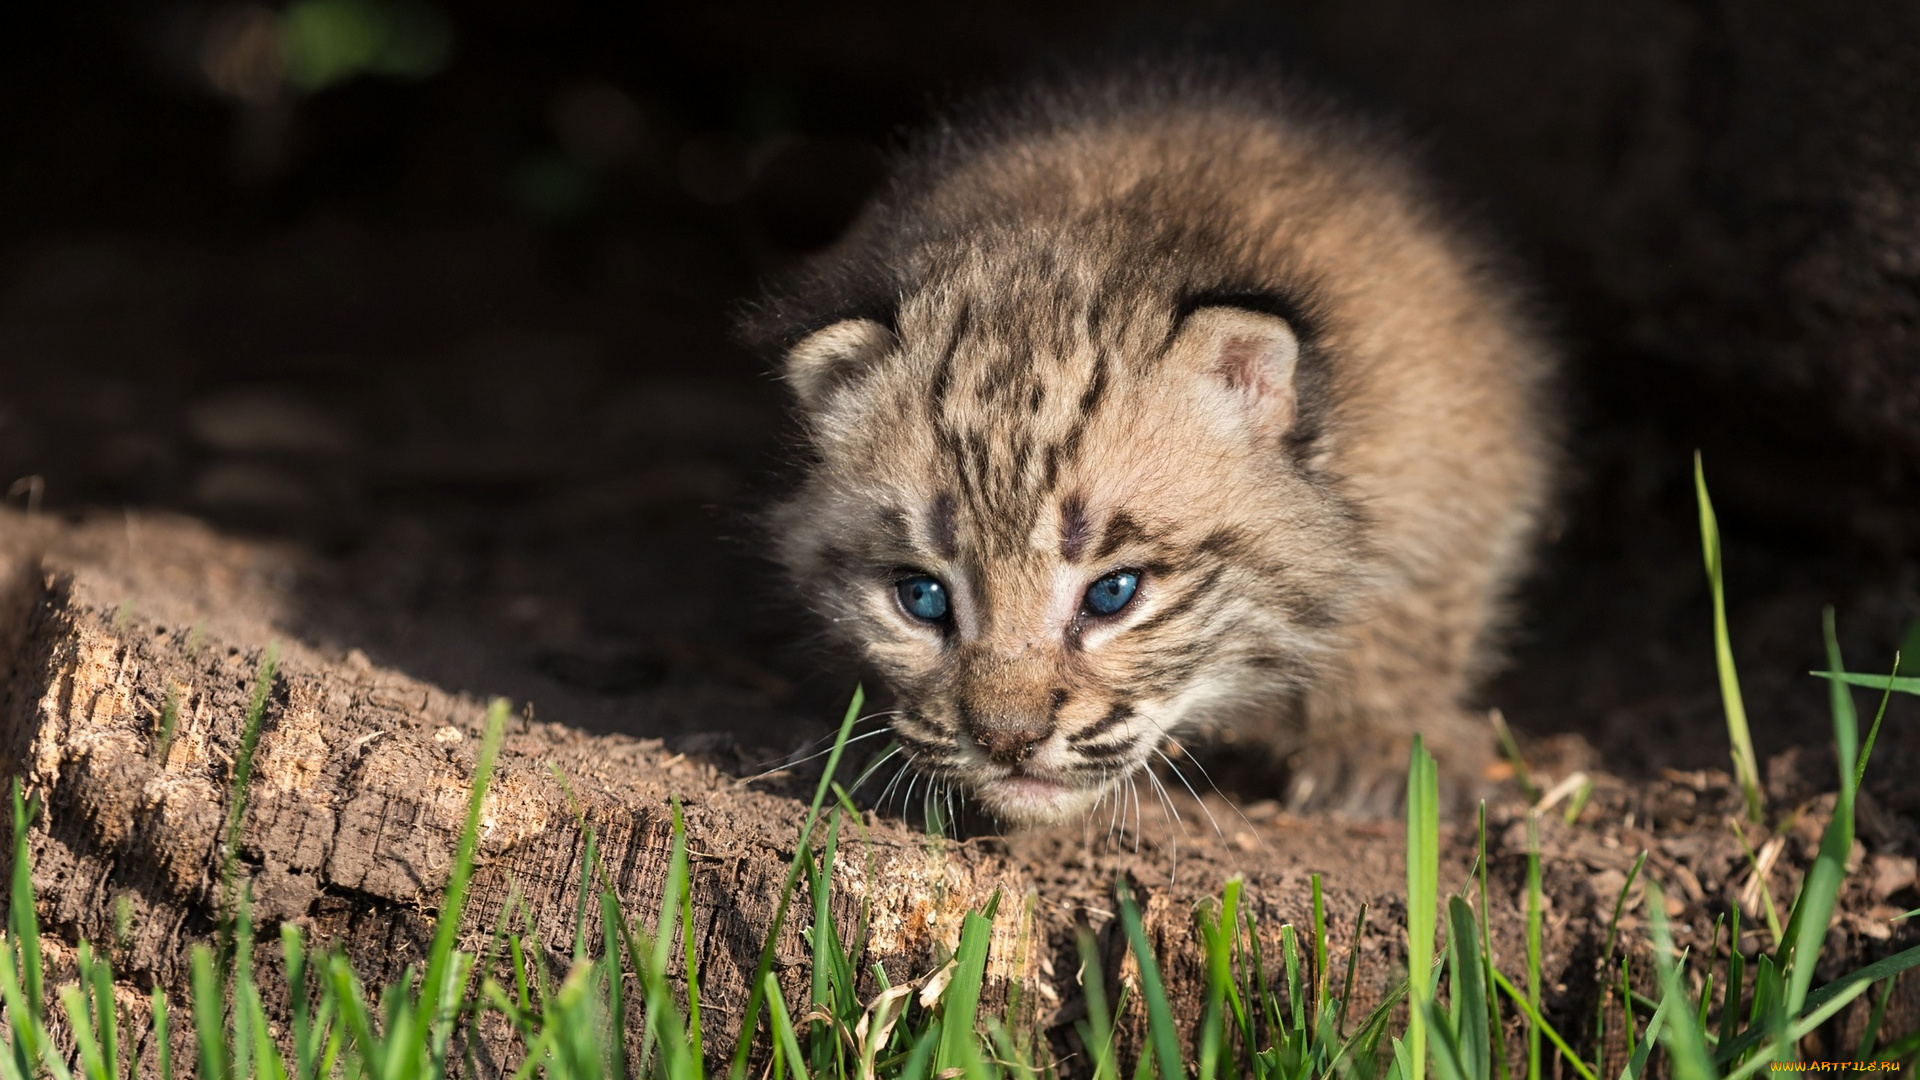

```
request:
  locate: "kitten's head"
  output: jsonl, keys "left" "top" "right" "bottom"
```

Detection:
{"left": 768, "top": 264, "right": 1367, "bottom": 826}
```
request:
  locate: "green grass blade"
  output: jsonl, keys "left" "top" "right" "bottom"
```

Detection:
{"left": 674, "top": 800, "right": 704, "bottom": 1066}
{"left": 1695, "top": 455, "right": 1764, "bottom": 823}
{"left": 729, "top": 685, "right": 866, "bottom": 1080}
{"left": 152, "top": 986, "right": 172, "bottom": 1080}
{"left": 1325, "top": 970, "right": 1409, "bottom": 1078}
{"left": 1311, "top": 874, "right": 1329, "bottom": 1029}
{"left": 0, "top": 930, "right": 38, "bottom": 1080}
{"left": 1217, "top": 880, "right": 1249, "bottom": 1075}
{"left": 1525, "top": 815, "right": 1544, "bottom": 1080}
{"left": 1477, "top": 804, "right": 1511, "bottom": 1080}
{"left": 1619, "top": 955, "right": 1635, "bottom": 1066}
{"left": 246, "top": 982, "right": 289, "bottom": 1080}
{"left": 507, "top": 937, "right": 534, "bottom": 1018}
{"left": 939, "top": 905, "right": 995, "bottom": 1069}
{"left": 1489, "top": 709, "right": 1540, "bottom": 805}
{"left": 1489, "top": 968, "right": 1599, "bottom": 1080}
{"left": 282, "top": 925, "right": 310, "bottom": 1080}
{"left": 1405, "top": 736, "right": 1439, "bottom": 1080}
{"left": 805, "top": 812, "right": 849, "bottom": 1068}
{"left": 1117, "top": 879, "right": 1184, "bottom": 1080}
{"left": 1601, "top": 852, "right": 1648, "bottom": 965}
{"left": 328, "top": 954, "right": 382, "bottom": 1080}
{"left": 1196, "top": 897, "right": 1230, "bottom": 1080}
{"left": 1446, "top": 897, "right": 1489, "bottom": 1080}
{"left": 88, "top": 942, "right": 122, "bottom": 1080}
{"left": 1715, "top": 944, "right": 1920, "bottom": 1065}
{"left": 573, "top": 827, "right": 600, "bottom": 960}
{"left": 1597, "top": 849, "right": 1648, "bottom": 1063}
{"left": 60, "top": 982, "right": 107, "bottom": 1080}
{"left": 221, "top": 644, "right": 281, "bottom": 923}
{"left": 9, "top": 948, "right": 64, "bottom": 1080}
{"left": 1618, "top": 996, "right": 1666, "bottom": 1080}
{"left": 989, "top": 1019, "right": 1040, "bottom": 1080}
{"left": 1720, "top": 928, "right": 1744, "bottom": 1050}
{"left": 1719, "top": 980, "right": 1875, "bottom": 1080}
{"left": 1881, "top": 1030, "right": 1920, "bottom": 1064}
{"left": 1283, "top": 924, "right": 1305, "bottom": 1035}
{"left": 28, "top": 1012, "right": 74, "bottom": 1080}
{"left": 1337, "top": 902, "right": 1368, "bottom": 1041}
{"left": 1809, "top": 670, "right": 1920, "bottom": 696}
{"left": 1647, "top": 885, "right": 1715, "bottom": 1080}
{"left": 423, "top": 699, "right": 507, "bottom": 1076}
{"left": 1075, "top": 921, "right": 1119, "bottom": 1080}
{"left": 0, "top": 1009, "right": 32, "bottom": 1080}
{"left": 899, "top": 1024, "right": 940, "bottom": 1080}
{"left": 232, "top": 894, "right": 255, "bottom": 1080}
{"left": 1748, "top": 953, "right": 1780, "bottom": 1045}
{"left": 153, "top": 688, "right": 181, "bottom": 764}
{"left": 765, "top": 972, "right": 812, "bottom": 1080}
{"left": 10, "top": 782, "right": 43, "bottom": 1019}
{"left": 1857, "top": 975, "right": 1897, "bottom": 1058}
{"left": 600, "top": 828, "right": 694, "bottom": 1079}
{"left": 1244, "top": 905, "right": 1278, "bottom": 1043}
{"left": 190, "top": 946, "right": 230, "bottom": 1080}
{"left": 1420, "top": 1001, "right": 1469, "bottom": 1080}
{"left": 1778, "top": 611, "right": 1860, "bottom": 1019}
{"left": 1696, "top": 931, "right": 1717, "bottom": 1037}
{"left": 599, "top": 894, "right": 631, "bottom": 1080}
{"left": 1851, "top": 653, "right": 1900, "bottom": 796}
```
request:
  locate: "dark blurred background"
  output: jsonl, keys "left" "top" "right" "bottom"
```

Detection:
{"left": 2, "top": 0, "right": 1917, "bottom": 797}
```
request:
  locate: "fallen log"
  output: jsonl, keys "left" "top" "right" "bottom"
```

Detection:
{"left": 0, "top": 507, "right": 1910, "bottom": 1071}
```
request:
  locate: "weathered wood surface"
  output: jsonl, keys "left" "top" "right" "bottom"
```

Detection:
{"left": 0, "top": 509, "right": 1041, "bottom": 1062}
{"left": 0, "top": 507, "right": 1912, "bottom": 1070}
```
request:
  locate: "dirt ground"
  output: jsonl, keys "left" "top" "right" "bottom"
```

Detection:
{"left": 1, "top": 0, "right": 1918, "bottom": 1060}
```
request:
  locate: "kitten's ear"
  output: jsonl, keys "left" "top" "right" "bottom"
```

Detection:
{"left": 783, "top": 318, "right": 896, "bottom": 413}
{"left": 1172, "top": 306, "right": 1302, "bottom": 438}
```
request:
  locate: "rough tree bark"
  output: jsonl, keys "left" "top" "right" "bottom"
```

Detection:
{"left": 0, "top": 507, "right": 1912, "bottom": 1072}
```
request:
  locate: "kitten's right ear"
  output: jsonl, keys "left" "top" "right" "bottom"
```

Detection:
{"left": 784, "top": 318, "right": 896, "bottom": 413}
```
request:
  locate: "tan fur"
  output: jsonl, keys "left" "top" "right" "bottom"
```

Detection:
{"left": 756, "top": 75, "right": 1555, "bottom": 824}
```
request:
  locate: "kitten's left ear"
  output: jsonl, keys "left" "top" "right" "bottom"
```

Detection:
{"left": 1171, "top": 306, "right": 1302, "bottom": 438}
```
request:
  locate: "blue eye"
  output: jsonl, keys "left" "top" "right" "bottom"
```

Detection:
{"left": 896, "top": 574, "right": 950, "bottom": 622}
{"left": 1083, "top": 571, "right": 1139, "bottom": 616}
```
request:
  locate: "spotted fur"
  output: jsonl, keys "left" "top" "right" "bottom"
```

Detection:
{"left": 751, "top": 66, "right": 1556, "bottom": 825}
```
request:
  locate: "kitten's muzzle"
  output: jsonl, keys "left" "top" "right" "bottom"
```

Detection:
{"left": 964, "top": 717, "right": 1055, "bottom": 765}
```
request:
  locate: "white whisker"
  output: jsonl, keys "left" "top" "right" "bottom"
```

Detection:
{"left": 759, "top": 709, "right": 901, "bottom": 762}
{"left": 1147, "top": 766, "right": 1185, "bottom": 836}
{"left": 848, "top": 744, "right": 903, "bottom": 796}
{"left": 1094, "top": 774, "right": 1108, "bottom": 846}
{"left": 877, "top": 754, "right": 917, "bottom": 810}
{"left": 1146, "top": 767, "right": 1182, "bottom": 885}
{"left": 1134, "top": 708, "right": 1257, "bottom": 838}
{"left": 1127, "top": 774, "right": 1142, "bottom": 854}
{"left": 1153, "top": 747, "right": 1224, "bottom": 839}
{"left": 739, "top": 724, "right": 898, "bottom": 782}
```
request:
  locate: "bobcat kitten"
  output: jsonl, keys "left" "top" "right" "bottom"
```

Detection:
{"left": 752, "top": 70, "right": 1555, "bottom": 824}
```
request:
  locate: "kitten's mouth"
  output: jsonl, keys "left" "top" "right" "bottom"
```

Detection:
{"left": 975, "top": 769, "right": 1102, "bottom": 825}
